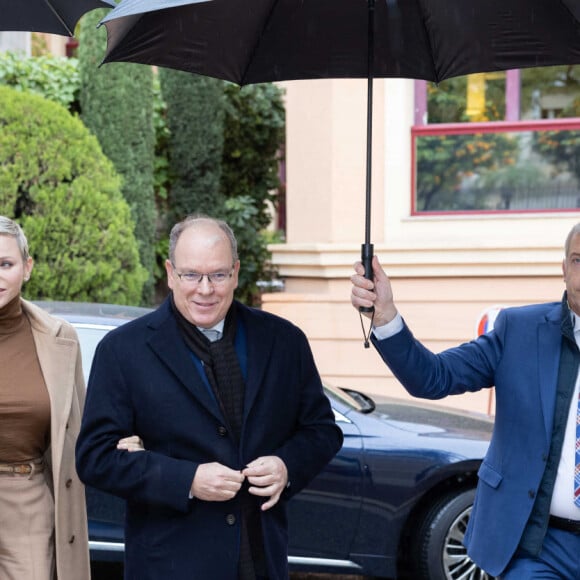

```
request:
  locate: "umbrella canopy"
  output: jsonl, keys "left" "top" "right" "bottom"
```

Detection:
{"left": 100, "top": 0, "right": 580, "bottom": 84}
{"left": 98, "top": 0, "right": 580, "bottom": 305}
{"left": 3, "top": 0, "right": 115, "bottom": 36}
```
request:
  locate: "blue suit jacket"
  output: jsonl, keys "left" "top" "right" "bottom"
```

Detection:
{"left": 373, "top": 301, "right": 563, "bottom": 577}
{"left": 76, "top": 299, "right": 342, "bottom": 580}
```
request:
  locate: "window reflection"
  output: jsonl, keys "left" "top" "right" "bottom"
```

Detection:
{"left": 414, "top": 123, "right": 580, "bottom": 213}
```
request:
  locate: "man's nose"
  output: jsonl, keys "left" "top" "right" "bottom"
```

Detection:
{"left": 196, "top": 276, "right": 214, "bottom": 292}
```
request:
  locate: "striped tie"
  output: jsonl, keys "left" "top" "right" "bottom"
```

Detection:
{"left": 575, "top": 391, "right": 580, "bottom": 506}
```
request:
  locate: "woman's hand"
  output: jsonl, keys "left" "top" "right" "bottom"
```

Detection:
{"left": 117, "top": 435, "right": 145, "bottom": 452}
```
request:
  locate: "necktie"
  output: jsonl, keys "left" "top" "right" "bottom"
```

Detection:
{"left": 575, "top": 391, "right": 580, "bottom": 506}
{"left": 202, "top": 328, "right": 221, "bottom": 342}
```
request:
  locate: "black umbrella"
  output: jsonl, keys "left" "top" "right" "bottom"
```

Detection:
{"left": 3, "top": 0, "right": 115, "bottom": 36}
{"left": 98, "top": 0, "right": 580, "bottom": 309}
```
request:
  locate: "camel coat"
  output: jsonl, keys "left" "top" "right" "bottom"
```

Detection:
{"left": 22, "top": 300, "right": 90, "bottom": 580}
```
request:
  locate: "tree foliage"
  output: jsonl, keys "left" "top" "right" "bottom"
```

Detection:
{"left": 532, "top": 97, "right": 580, "bottom": 186}
{"left": 420, "top": 77, "right": 518, "bottom": 211}
{"left": 520, "top": 65, "right": 580, "bottom": 115}
{"left": 78, "top": 9, "right": 157, "bottom": 304}
{"left": 0, "top": 50, "right": 79, "bottom": 111}
{"left": 156, "top": 75, "right": 285, "bottom": 304}
{"left": 0, "top": 85, "right": 146, "bottom": 303}
{"left": 222, "top": 196, "right": 275, "bottom": 305}
{"left": 416, "top": 133, "right": 518, "bottom": 211}
{"left": 222, "top": 83, "right": 285, "bottom": 230}
{"left": 427, "top": 76, "right": 504, "bottom": 124}
{"left": 0, "top": 49, "right": 286, "bottom": 306}
{"left": 159, "top": 69, "right": 226, "bottom": 227}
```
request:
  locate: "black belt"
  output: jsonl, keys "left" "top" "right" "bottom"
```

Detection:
{"left": 549, "top": 515, "right": 580, "bottom": 534}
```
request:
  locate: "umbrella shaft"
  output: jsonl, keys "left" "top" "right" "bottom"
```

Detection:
{"left": 365, "top": 0, "right": 375, "bottom": 246}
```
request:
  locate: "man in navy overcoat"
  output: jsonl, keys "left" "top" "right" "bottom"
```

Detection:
{"left": 76, "top": 215, "right": 343, "bottom": 580}
{"left": 351, "top": 223, "right": 580, "bottom": 578}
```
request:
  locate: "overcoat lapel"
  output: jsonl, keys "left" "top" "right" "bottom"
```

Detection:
{"left": 24, "top": 304, "right": 77, "bottom": 487}
{"left": 239, "top": 306, "right": 275, "bottom": 423}
{"left": 146, "top": 307, "right": 223, "bottom": 422}
{"left": 146, "top": 301, "right": 277, "bottom": 430}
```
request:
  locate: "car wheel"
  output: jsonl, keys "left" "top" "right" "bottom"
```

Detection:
{"left": 411, "top": 488, "right": 494, "bottom": 580}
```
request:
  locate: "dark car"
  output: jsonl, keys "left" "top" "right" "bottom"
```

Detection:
{"left": 37, "top": 301, "right": 494, "bottom": 580}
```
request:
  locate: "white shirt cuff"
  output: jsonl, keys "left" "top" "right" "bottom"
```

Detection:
{"left": 372, "top": 313, "right": 404, "bottom": 340}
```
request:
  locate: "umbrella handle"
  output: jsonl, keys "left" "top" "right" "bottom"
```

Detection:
{"left": 359, "top": 242, "right": 375, "bottom": 314}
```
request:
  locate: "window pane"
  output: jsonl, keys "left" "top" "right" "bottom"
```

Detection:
{"left": 427, "top": 74, "right": 506, "bottom": 124}
{"left": 520, "top": 66, "right": 580, "bottom": 120}
{"left": 414, "top": 125, "right": 580, "bottom": 213}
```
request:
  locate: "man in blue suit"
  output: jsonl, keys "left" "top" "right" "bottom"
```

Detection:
{"left": 350, "top": 223, "right": 580, "bottom": 579}
{"left": 76, "top": 215, "right": 343, "bottom": 580}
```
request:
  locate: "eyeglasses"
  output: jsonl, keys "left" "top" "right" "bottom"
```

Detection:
{"left": 173, "top": 266, "right": 234, "bottom": 286}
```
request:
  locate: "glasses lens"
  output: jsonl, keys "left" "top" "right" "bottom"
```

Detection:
{"left": 177, "top": 270, "right": 231, "bottom": 285}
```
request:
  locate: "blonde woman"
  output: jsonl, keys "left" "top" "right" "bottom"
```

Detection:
{"left": 0, "top": 216, "right": 90, "bottom": 580}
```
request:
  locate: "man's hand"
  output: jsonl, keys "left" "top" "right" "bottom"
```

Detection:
{"left": 243, "top": 456, "right": 288, "bottom": 511}
{"left": 191, "top": 462, "right": 245, "bottom": 501}
{"left": 117, "top": 435, "right": 145, "bottom": 452}
{"left": 351, "top": 255, "right": 398, "bottom": 327}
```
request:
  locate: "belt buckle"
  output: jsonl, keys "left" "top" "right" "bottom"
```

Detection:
{"left": 26, "top": 461, "right": 35, "bottom": 479}
{"left": 0, "top": 461, "right": 40, "bottom": 477}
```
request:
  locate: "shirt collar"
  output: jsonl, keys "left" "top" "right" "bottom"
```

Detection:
{"left": 197, "top": 320, "right": 225, "bottom": 334}
{"left": 572, "top": 312, "right": 580, "bottom": 334}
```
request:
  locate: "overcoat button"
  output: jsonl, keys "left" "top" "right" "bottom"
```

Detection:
{"left": 226, "top": 514, "right": 236, "bottom": 525}
{"left": 68, "top": 535, "right": 75, "bottom": 544}
{"left": 218, "top": 426, "right": 227, "bottom": 437}
{"left": 65, "top": 479, "right": 72, "bottom": 488}
{"left": 528, "top": 490, "right": 536, "bottom": 499}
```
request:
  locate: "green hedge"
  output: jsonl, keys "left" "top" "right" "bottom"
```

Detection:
{"left": 79, "top": 10, "right": 157, "bottom": 304}
{"left": 0, "top": 85, "right": 147, "bottom": 303}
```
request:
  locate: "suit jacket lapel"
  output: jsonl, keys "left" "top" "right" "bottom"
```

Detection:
{"left": 538, "top": 306, "right": 564, "bottom": 439}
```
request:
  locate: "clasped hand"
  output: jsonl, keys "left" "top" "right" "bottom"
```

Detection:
{"left": 191, "top": 456, "right": 288, "bottom": 510}
{"left": 116, "top": 437, "right": 287, "bottom": 509}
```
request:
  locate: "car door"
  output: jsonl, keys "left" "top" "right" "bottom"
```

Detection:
{"left": 287, "top": 405, "right": 364, "bottom": 564}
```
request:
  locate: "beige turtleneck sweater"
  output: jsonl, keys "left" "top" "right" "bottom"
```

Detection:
{"left": 0, "top": 296, "right": 50, "bottom": 462}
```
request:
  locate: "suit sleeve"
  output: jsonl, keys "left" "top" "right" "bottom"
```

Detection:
{"left": 371, "top": 314, "right": 502, "bottom": 399}
{"left": 75, "top": 335, "right": 197, "bottom": 513}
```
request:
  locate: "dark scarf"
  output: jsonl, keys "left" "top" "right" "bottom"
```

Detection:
{"left": 170, "top": 295, "right": 263, "bottom": 579}
{"left": 170, "top": 294, "right": 245, "bottom": 440}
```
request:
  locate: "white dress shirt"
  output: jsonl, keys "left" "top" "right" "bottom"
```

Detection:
{"left": 550, "top": 314, "right": 580, "bottom": 520}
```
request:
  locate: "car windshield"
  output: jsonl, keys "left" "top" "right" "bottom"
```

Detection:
{"left": 323, "top": 383, "right": 376, "bottom": 413}
{"left": 72, "top": 324, "right": 111, "bottom": 383}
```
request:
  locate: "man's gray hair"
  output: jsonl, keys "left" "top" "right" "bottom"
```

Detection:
{"left": 565, "top": 223, "right": 580, "bottom": 258}
{"left": 169, "top": 214, "right": 238, "bottom": 265}
{"left": 0, "top": 216, "right": 29, "bottom": 261}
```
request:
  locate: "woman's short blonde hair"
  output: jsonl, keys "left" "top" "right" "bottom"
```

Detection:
{"left": 0, "top": 216, "right": 30, "bottom": 261}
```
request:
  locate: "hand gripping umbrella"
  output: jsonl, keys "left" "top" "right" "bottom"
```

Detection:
{"left": 98, "top": 0, "right": 580, "bottom": 337}
{"left": 3, "top": 0, "right": 115, "bottom": 36}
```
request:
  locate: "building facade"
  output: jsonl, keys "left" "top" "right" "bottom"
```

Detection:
{"left": 263, "top": 77, "right": 580, "bottom": 416}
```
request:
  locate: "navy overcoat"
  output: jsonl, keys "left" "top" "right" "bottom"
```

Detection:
{"left": 76, "top": 298, "right": 342, "bottom": 580}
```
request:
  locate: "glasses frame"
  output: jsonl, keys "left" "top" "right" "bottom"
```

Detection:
{"left": 172, "top": 264, "right": 235, "bottom": 286}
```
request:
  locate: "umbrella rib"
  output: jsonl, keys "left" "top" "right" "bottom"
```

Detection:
{"left": 414, "top": 0, "right": 440, "bottom": 83}
{"left": 239, "top": 0, "right": 281, "bottom": 85}
{"left": 557, "top": 0, "right": 580, "bottom": 22}
{"left": 42, "top": 0, "right": 74, "bottom": 36}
